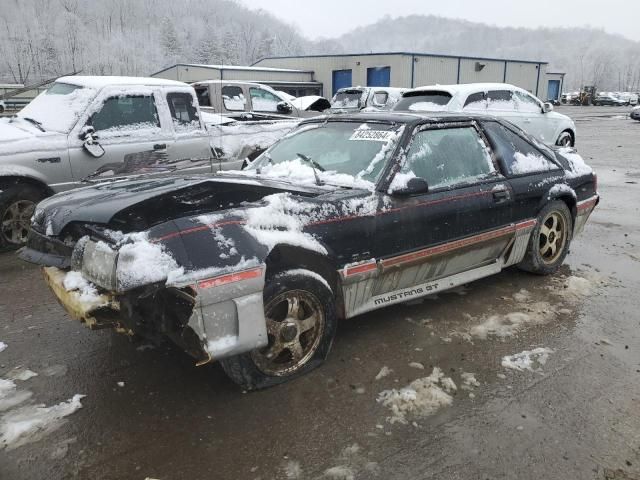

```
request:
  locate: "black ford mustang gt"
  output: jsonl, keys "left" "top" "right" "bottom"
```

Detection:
{"left": 19, "top": 112, "right": 598, "bottom": 389}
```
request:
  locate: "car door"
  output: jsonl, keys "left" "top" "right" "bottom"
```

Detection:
{"left": 371, "top": 122, "right": 515, "bottom": 299}
{"left": 68, "top": 89, "right": 174, "bottom": 181}
{"left": 480, "top": 120, "right": 564, "bottom": 223}
{"left": 164, "top": 89, "right": 213, "bottom": 174}
{"left": 514, "top": 90, "right": 557, "bottom": 144}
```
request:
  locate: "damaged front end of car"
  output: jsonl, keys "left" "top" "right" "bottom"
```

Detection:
{"left": 36, "top": 232, "right": 270, "bottom": 365}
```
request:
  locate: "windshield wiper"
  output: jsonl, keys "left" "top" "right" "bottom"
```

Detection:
{"left": 296, "top": 153, "right": 324, "bottom": 186}
{"left": 22, "top": 117, "right": 46, "bottom": 132}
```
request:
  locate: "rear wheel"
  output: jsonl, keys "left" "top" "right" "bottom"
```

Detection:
{"left": 0, "top": 183, "right": 45, "bottom": 251}
{"left": 518, "top": 201, "right": 573, "bottom": 275}
{"left": 219, "top": 269, "right": 337, "bottom": 390}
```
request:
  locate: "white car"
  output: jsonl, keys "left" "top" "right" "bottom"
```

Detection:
{"left": 394, "top": 83, "right": 576, "bottom": 147}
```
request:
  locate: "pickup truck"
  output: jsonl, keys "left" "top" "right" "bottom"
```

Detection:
{"left": 193, "top": 80, "right": 328, "bottom": 121}
{"left": 0, "top": 76, "right": 215, "bottom": 249}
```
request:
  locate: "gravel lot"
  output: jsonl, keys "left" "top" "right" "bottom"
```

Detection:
{"left": 1, "top": 105, "right": 639, "bottom": 480}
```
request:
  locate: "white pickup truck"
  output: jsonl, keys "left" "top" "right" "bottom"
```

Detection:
{"left": 0, "top": 76, "right": 216, "bottom": 249}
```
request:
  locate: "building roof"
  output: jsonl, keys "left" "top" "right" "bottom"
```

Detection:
{"left": 253, "top": 51, "right": 548, "bottom": 66}
{"left": 151, "top": 63, "right": 314, "bottom": 77}
{"left": 58, "top": 75, "right": 188, "bottom": 89}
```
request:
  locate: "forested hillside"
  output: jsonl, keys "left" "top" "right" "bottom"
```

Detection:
{"left": 1, "top": 1, "right": 638, "bottom": 90}
{"left": 0, "top": 0, "right": 307, "bottom": 84}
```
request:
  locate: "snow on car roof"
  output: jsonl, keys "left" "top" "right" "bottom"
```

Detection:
{"left": 408, "top": 83, "right": 527, "bottom": 96}
{"left": 56, "top": 76, "right": 189, "bottom": 89}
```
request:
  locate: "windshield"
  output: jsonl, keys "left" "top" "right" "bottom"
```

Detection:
{"left": 18, "top": 82, "right": 96, "bottom": 133}
{"left": 246, "top": 121, "right": 404, "bottom": 188}
{"left": 331, "top": 90, "right": 365, "bottom": 110}
{"left": 394, "top": 91, "right": 452, "bottom": 112}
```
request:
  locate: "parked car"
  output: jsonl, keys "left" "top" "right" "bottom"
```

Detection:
{"left": 0, "top": 75, "right": 214, "bottom": 250}
{"left": 20, "top": 111, "right": 598, "bottom": 390}
{"left": 0, "top": 100, "right": 6, "bottom": 114}
{"left": 193, "top": 80, "right": 328, "bottom": 121}
{"left": 329, "top": 87, "right": 407, "bottom": 113}
{"left": 630, "top": 105, "right": 640, "bottom": 121}
{"left": 393, "top": 83, "right": 576, "bottom": 147}
{"left": 615, "top": 92, "right": 638, "bottom": 106}
{"left": 593, "top": 93, "right": 627, "bottom": 106}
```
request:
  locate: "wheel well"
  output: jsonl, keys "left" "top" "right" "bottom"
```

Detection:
{"left": 264, "top": 245, "right": 343, "bottom": 315}
{"left": 0, "top": 176, "right": 53, "bottom": 197}
{"left": 554, "top": 195, "right": 577, "bottom": 221}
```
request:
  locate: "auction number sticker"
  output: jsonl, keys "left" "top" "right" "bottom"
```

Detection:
{"left": 349, "top": 130, "right": 395, "bottom": 142}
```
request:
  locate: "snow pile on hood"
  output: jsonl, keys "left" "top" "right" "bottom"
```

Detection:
{"left": 377, "top": 367, "right": 456, "bottom": 424}
{"left": 558, "top": 147, "right": 593, "bottom": 178}
{"left": 251, "top": 158, "right": 375, "bottom": 190}
{"left": 502, "top": 348, "right": 553, "bottom": 372}
{"left": 116, "top": 233, "right": 183, "bottom": 289}
{"left": 0, "top": 394, "right": 85, "bottom": 450}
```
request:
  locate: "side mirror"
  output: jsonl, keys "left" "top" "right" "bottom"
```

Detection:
{"left": 81, "top": 126, "right": 105, "bottom": 158}
{"left": 542, "top": 102, "right": 554, "bottom": 113}
{"left": 391, "top": 176, "right": 429, "bottom": 196}
{"left": 277, "top": 101, "right": 293, "bottom": 114}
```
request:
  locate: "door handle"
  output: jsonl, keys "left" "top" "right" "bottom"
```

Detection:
{"left": 492, "top": 187, "right": 511, "bottom": 203}
{"left": 153, "top": 143, "right": 167, "bottom": 150}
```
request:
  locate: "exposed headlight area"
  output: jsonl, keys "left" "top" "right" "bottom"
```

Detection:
{"left": 78, "top": 239, "right": 119, "bottom": 291}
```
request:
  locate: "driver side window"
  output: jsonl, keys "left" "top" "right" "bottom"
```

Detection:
{"left": 249, "top": 87, "right": 282, "bottom": 112}
{"left": 401, "top": 127, "right": 496, "bottom": 190}
{"left": 89, "top": 95, "right": 160, "bottom": 132}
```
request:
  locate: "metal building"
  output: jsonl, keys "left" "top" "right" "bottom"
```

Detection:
{"left": 150, "top": 63, "right": 322, "bottom": 97}
{"left": 252, "top": 52, "right": 553, "bottom": 100}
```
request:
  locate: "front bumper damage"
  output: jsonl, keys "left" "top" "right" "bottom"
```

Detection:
{"left": 44, "top": 265, "right": 269, "bottom": 364}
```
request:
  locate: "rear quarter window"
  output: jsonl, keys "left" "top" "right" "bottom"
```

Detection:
{"left": 482, "top": 121, "right": 560, "bottom": 175}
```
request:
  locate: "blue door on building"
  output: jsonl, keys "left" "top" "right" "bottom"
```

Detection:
{"left": 547, "top": 79, "right": 560, "bottom": 101}
{"left": 332, "top": 70, "right": 352, "bottom": 96}
{"left": 367, "top": 66, "right": 391, "bottom": 87}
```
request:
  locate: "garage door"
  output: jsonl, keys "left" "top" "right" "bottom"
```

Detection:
{"left": 367, "top": 67, "right": 391, "bottom": 87}
{"left": 332, "top": 70, "right": 352, "bottom": 96}
{"left": 547, "top": 80, "right": 560, "bottom": 101}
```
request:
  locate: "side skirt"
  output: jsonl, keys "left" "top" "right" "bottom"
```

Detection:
{"left": 345, "top": 260, "right": 504, "bottom": 318}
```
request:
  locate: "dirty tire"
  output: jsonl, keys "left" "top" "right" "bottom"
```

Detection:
{"left": 518, "top": 200, "right": 573, "bottom": 275}
{"left": 555, "top": 131, "right": 574, "bottom": 147}
{"left": 0, "top": 183, "right": 46, "bottom": 251}
{"left": 219, "top": 269, "right": 337, "bottom": 390}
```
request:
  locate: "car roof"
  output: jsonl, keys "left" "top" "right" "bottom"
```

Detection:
{"left": 57, "top": 76, "right": 189, "bottom": 89}
{"left": 406, "top": 82, "right": 525, "bottom": 96}
{"left": 300, "top": 110, "right": 497, "bottom": 125}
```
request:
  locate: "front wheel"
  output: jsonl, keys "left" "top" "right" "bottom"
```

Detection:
{"left": 219, "top": 269, "right": 337, "bottom": 390}
{"left": 518, "top": 201, "right": 573, "bottom": 275}
{"left": 0, "top": 183, "right": 46, "bottom": 251}
{"left": 555, "top": 131, "right": 574, "bottom": 147}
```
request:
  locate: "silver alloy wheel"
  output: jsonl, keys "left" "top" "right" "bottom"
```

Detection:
{"left": 538, "top": 211, "right": 568, "bottom": 265}
{"left": 1, "top": 199, "right": 36, "bottom": 245}
{"left": 557, "top": 132, "right": 572, "bottom": 147}
{"left": 251, "top": 289, "right": 325, "bottom": 376}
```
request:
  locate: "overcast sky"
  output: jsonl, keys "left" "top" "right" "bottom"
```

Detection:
{"left": 240, "top": 0, "right": 640, "bottom": 41}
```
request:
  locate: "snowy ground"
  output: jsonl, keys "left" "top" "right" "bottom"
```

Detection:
{"left": 0, "top": 106, "right": 639, "bottom": 479}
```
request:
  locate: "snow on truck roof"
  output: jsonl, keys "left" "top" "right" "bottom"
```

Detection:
{"left": 56, "top": 76, "right": 189, "bottom": 89}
